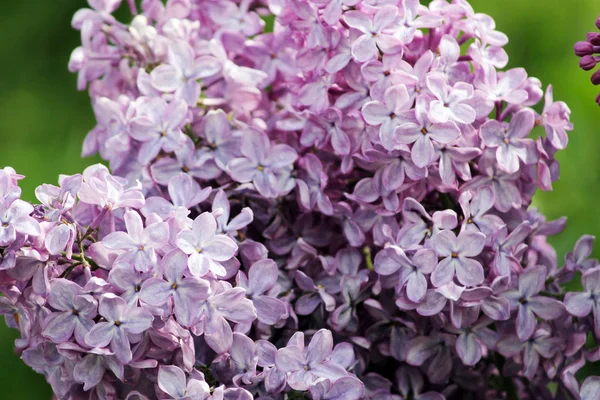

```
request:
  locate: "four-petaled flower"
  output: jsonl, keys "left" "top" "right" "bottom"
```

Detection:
{"left": 176, "top": 212, "right": 238, "bottom": 278}
{"left": 502, "top": 265, "right": 565, "bottom": 340}
{"left": 140, "top": 249, "right": 211, "bottom": 327}
{"left": 431, "top": 230, "right": 486, "bottom": 287}
{"left": 85, "top": 294, "right": 154, "bottom": 363}
{"left": 42, "top": 279, "right": 97, "bottom": 347}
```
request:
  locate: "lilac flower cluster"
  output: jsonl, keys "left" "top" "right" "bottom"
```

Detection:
{"left": 1, "top": 0, "right": 599, "bottom": 399}
{"left": 575, "top": 15, "right": 600, "bottom": 105}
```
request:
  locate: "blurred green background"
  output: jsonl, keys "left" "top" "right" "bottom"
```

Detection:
{"left": 0, "top": 0, "right": 599, "bottom": 397}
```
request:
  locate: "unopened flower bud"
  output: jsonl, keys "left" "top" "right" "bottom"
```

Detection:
{"left": 587, "top": 32, "right": 600, "bottom": 43}
{"left": 596, "top": 16, "right": 600, "bottom": 30}
{"left": 575, "top": 41, "right": 594, "bottom": 56}
{"left": 592, "top": 69, "right": 600, "bottom": 85}
{"left": 580, "top": 55, "right": 597, "bottom": 71}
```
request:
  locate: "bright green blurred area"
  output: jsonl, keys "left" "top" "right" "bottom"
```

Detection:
{"left": 0, "top": 0, "right": 599, "bottom": 397}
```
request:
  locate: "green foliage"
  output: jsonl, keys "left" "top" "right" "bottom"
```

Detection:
{"left": 0, "top": 0, "right": 598, "bottom": 397}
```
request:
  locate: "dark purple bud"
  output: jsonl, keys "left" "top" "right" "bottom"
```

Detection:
{"left": 595, "top": 92, "right": 600, "bottom": 106}
{"left": 575, "top": 41, "right": 594, "bottom": 56}
{"left": 596, "top": 16, "right": 600, "bottom": 30}
{"left": 580, "top": 55, "right": 597, "bottom": 71}
{"left": 587, "top": 32, "right": 599, "bottom": 42}
{"left": 592, "top": 69, "right": 600, "bottom": 85}
{"left": 592, "top": 35, "right": 600, "bottom": 46}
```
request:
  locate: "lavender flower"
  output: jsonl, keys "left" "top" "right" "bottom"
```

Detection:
{"left": 0, "top": 1, "right": 596, "bottom": 398}
{"left": 503, "top": 265, "right": 565, "bottom": 340}
{"left": 85, "top": 294, "right": 153, "bottom": 363}
{"left": 176, "top": 212, "right": 238, "bottom": 278}
{"left": 42, "top": 279, "right": 97, "bottom": 347}
{"left": 431, "top": 230, "right": 486, "bottom": 287}
{"left": 140, "top": 249, "right": 210, "bottom": 327}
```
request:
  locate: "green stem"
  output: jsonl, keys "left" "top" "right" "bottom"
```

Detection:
{"left": 363, "top": 246, "right": 374, "bottom": 270}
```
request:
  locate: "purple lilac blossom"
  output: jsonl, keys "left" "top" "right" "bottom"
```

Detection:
{"left": 0, "top": 1, "right": 597, "bottom": 399}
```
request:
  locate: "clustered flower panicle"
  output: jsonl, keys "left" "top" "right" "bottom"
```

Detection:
{"left": 1, "top": 0, "right": 599, "bottom": 399}
{"left": 575, "top": 15, "right": 600, "bottom": 105}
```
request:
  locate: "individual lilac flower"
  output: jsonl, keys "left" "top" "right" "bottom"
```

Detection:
{"left": 374, "top": 247, "right": 436, "bottom": 303}
{"left": 426, "top": 75, "right": 476, "bottom": 124}
{"left": 396, "top": 197, "right": 458, "bottom": 249}
{"left": 350, "top": 167, "right": 403, "bottom": 212}
{"left": 296, "top": 153, "right": 333, "bottom": 216}
{"left": 333, "top": 247, "right": 369, "bottom": 283}
{"left": 449, "top": 317, "right": 499, "bottom": 366}
{"left": 150, "top": 40, "right": 221, "bottom": 104}
{"left": 42, "top": 279, "right": 97, "bottom": 347}
{"left": 140, "top": 249, "right": 210, "bottom": 327}
{"left": 489, "top": 222, "right": 532, "bottom": 277}
{"left": 256, "top": 339, "right": 287, "bottom": 393}
{"left": 565, "top": 267, "right": 600, "bottom": 337}
{"left": 246, "top": 28, "right": 297, "bottom": 82}
{"left": 85, "top": 294, "right": 154, "bottom": 363}
{"left": 176, "top": 212, "right": 238, "bottom": 278}
{"left": 228, "top": 332, "right": 258, "bottom": 386}
{"left": 0, "top": 199, "right": 40, "bottom": 246}
{"left": 329, "top": 275, "right": 361, "bottom": 331}
{"left": 294, "top": 270, "right": 336, "bottom": 315}
{"left": 352, "top": 148, "right": 426, "bottom": 209}
{"left": 149, "top": 137, "right": 219, "bottom": 184}
{"left": 343, "top": 5, "right": 403, "bottom": 62}
{"left": 129, "top": 97, "right": 187, "bottom": 165}
{"left": 460, "top": 278, "right": 511, "bottom": 321}
{"left": 193, "top": 285, "right": 256, "bottom": 354}
{"left": 362, "top": 84, "right": 412, "bottom": 150}
{"left": 86, "top": 96, "right": 135, "bottom": 170}
{"left": 107, "top": 265, "right": 150, "bottom": 305}
{"left": 405, "top": 282, "right": 465, "bottom": 317}
{"left": 300, "top": 108, "right": 351, "bottom": 156}
{"left": 310, "top": 376, "right": 365, "bottom": 400}
{"left": 157, "top": 365, "right": 210, "bottom": 400}
{"left": 480, "top": 108, "right": 537, "bottom": 173}
{"left": 102, "top": 210, "right": 169, "bottom": 272}
{"left": 335, "top": 62, "right": 369, "bottom": 109}
{"left": 405, "top": 333, "right": 455, "bottom": 384}
{"left": 458, "top": 187, "right": 504, "bottom": 238}
{"left": 226, "top": 128, "right": 298, "bottom": 198}
{"left": 538, "top": 85, "right": 572, "bottom": 150}
{"left": 502, "top": 265, "right": 565, "bottom": 340}
{"left": 461, "top": 152, "right": 522, "bottom": 212}
{"left": 565, "top": 235, "right": 596, "bottom": 271}
{"left": 209, "top": 39, "right": 268, "bottom": 87}
{"left": 199, "top": 109, "right": 241, "bottom": 170}
{"left": 395, "top": 366, "right": 445, "bottom": 400}
{"left": 360, "top": 53, "right": 408, "bottom": 101}
{"left": 298, "top": 74, "right": 335, "bottom": 112}
{"left": 78, "top": 164, "right": 145, "bottom": 210}
{"left": 394, "top": 94, "right": 461, "bottom": 167}
{"left": 143, "top": 172, "right": 211, "bottom": 224}
{"left": 275, "top": 330, "right": 348, "bottom": 390}
{"left": 207, "top": 0, "right": 264, "bottom": 37}
{"left": 431, "top": 229, "right": 486, "bottom": 287}
{"left": 497, "top": 325, "right": 564, "bottom": 379}
{"left": 212, "top": 189, "right": 253, "bottom": 236}
{"left": 436, "top": 140, "right": 482, "bottom": 187}
{"left": 236, "top": 259, "right": 287, "bottom": 325}
{"left": 35, "top": 174, "right": 81, "bottom": 256}
{"left": 312, "top": 0, "right": 361, "bottom": 25}
{"left": 65, "top": 345, "right": 124, "bottom": 392}
{"left": 475, "top": 65, "right": 528, "bottom": 104}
